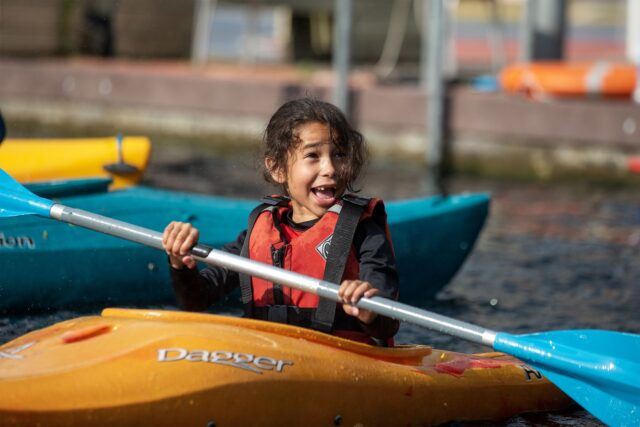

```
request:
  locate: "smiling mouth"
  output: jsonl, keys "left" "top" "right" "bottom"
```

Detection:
{"left": 311, "top": 186, "right": 336, "bottom": 200}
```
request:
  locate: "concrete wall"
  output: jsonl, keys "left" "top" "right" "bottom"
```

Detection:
{"left": 1, "top": 58, "right": 639, "bottom": 183}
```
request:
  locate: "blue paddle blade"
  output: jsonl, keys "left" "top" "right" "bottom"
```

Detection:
{"left": 495, "top": 329, "right": 640, "bottom": 426}
{"left": 0, "top": 169, "right": 53, "bottom": 218}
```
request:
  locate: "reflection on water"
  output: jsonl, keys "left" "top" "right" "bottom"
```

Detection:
{"left": 2, "top": 131, "right": 639, "bottom": 426}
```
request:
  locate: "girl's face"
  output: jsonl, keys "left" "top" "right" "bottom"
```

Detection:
{"left": 267, "top": 121, "right": 347, "bottom": 223}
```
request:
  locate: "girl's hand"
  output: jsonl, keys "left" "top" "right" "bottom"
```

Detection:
{"left": 162, "top": 221, "right": 200, "bottom": 270}
{"left": 338, "top": 280, "right": 379, "bottom": 325}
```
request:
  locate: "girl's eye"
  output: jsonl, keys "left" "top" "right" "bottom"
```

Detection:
{"left": 304, "top": 152, "right": 319, "bottom": 159}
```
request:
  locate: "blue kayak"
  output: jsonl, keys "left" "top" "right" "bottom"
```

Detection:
{"left": 0, "top": 179, "right": 489, "bottom": 312}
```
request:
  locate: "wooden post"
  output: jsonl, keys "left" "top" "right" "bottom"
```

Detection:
{"left": 191, "top": 0, "right": 215, "bottom": 65}
{"left": 520, "top": 0, "right": 566, "bottom": 61}
{"left": 332, "top": 0, "right": 352, "bottom": 115}
{"left": 628, "top": 0, "right": 640, "bottom": 103}
{"left": 422, "top": 0, "right": 446, "bottom": 194}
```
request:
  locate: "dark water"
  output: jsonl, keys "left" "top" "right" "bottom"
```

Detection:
{"left": 2, "top": 132, "right": 639, "bottom": 426}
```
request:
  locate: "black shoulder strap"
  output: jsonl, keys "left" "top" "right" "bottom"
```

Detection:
{"left": 311, "top": 195, "right": 370, "bottom": 332}
{"left": 239, "top": 196, "right": 289, "bottom": 317}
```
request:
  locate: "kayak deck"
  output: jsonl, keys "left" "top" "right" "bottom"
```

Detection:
{"left": 0, "top": 309, "right": 573, "bottom": 426}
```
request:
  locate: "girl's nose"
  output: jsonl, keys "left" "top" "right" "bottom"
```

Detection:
{"left": 320, "top": 156, "right": 336, "bottom": 177}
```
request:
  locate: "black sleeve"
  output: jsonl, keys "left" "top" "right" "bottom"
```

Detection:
{"left": 170, "top": 230, "right": 246, "bottom": 311}
{"left": 352, "top": 217, "right": 401, "bottom": 339}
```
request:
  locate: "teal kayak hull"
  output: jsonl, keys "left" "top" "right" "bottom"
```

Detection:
{"left": 0, "top": 181, "right": 489, "bottom": 312}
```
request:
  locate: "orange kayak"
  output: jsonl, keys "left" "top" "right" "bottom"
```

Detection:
{"left": 0, "top": 308, "right": 572, "bottom": 426}
{"left": 0, "top": 136, "right": 151, "bottom": 189}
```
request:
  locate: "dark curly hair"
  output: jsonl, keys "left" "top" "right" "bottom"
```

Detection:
{"left": 262, "top": 98, "right": 367, "bottom": 193}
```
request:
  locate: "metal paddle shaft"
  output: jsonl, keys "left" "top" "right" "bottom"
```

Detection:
{"left": 49, "top": 203, "right": 496, "bottom": 346}
{"left": 50, "top": 204, "right": 164, "bottom": 252}
{"left": 196, "top": 245, "right": 497, "bottom": 345}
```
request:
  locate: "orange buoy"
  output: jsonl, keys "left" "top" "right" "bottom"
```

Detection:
{"left": 499, "top": 62, "right": 637, "bottom": 98}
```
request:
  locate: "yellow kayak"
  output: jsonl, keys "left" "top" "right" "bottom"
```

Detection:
{"left": 0, "top": 309, "right": 572, "bottom": 426}
{"left": 0, "top": 136, "right": 150, "bottom": 189}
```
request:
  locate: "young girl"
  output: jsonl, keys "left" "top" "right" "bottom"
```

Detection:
{"left": 163, "top": 98, "right": 399, "bottom": 345}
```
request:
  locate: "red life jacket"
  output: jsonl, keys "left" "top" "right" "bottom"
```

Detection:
{"left": 238, "top": 195, "right": 394, "bottom": 345}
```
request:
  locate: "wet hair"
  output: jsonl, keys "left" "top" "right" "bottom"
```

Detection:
{"left": 262, "top": 98, "right": 367, "bottom": 192}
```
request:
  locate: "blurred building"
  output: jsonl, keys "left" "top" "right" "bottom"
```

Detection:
{"left": 0, "top": 0, "right": 194, "bottom": 58}
{"left": 0, "top": 0, "right": 629, "bottom": 72}
{"left": 0, "top": 0, "right": 421, "bottom": 62}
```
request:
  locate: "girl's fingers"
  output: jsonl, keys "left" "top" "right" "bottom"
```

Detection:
{"left": 162, "top": 222, "right": 200, "bottom": 257}
{"left": 162, "top": 222, "right": 200, "bottom": 270}
{"left": 342, "top": 281, "right": 369, "bottom": 303}
{"left": 171, "top": 224, "right": 194, "bottom": 254}
{"left": 179, "top": 229, "right": 199, "bottom": 255}
{"left": 182, "top": 255, "right": 197, "bottom": 269}
{"left": 350, "top": 282, "right": 370, "bottom": 304}
{"left": 338, "top": 280, "right": 362, "bottom": 303}
{"left": 164, "top": 222, "right": 184, "bottom": 250}
{"left": 363, "top": 288, "right": 380, "bottom": 299}
{"left": 342, "top": 304, "right": 359, "bottom": 317}
{"left": 162, "top": 222, "right": 177, "bottom": 248}
{"left": 172, "top": 225, "right": 190, "bottom": 254}
{"left": 340, "top": 281, "right": 376, "bottom": 303}
{"left": 338, "top": 280, "right": 381, "bottom": 324}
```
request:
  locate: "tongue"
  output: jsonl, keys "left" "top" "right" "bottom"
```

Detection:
{"left": 314, "top": 188, "right": 334, "bottom": 200}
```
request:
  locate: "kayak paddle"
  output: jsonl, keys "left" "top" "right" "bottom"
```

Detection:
{"left": 0, "top": 168, "right": 637, "bottom": 426}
